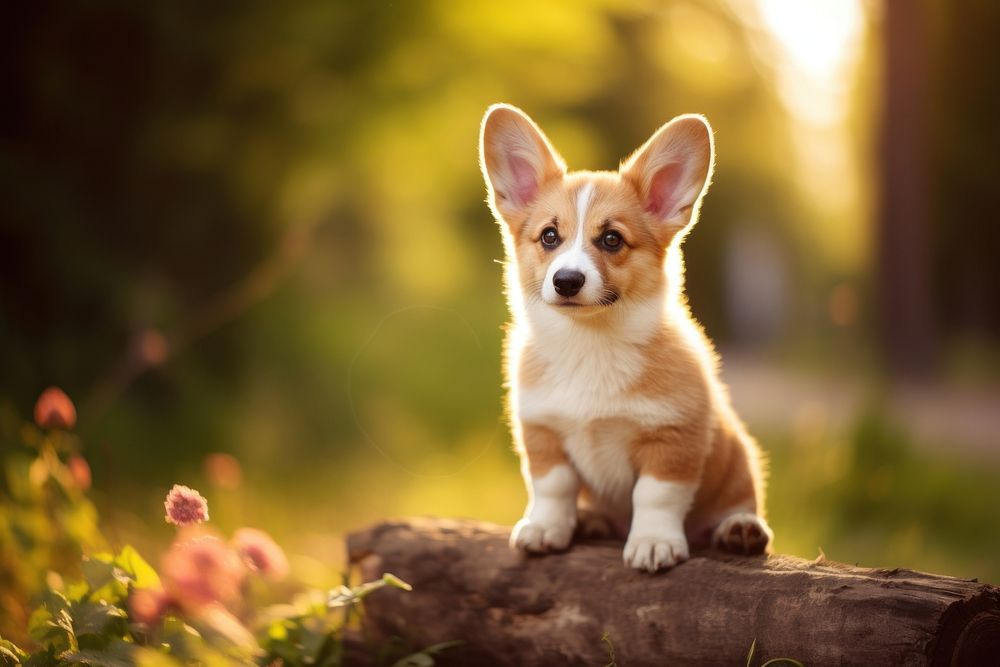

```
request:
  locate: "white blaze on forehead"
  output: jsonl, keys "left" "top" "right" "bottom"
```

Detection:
{"left": 575, "top": 181, "right": 595, "bottom": 242}
{"left": 542, "top": 180, "right": 604, "bottom": 304}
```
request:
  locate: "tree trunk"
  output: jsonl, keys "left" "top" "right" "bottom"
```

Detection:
{"left": 348, "top": 518, "right": 1000, "bottom": 667}
{"left": 878, "top": 0, "right": 936, "bottom": 376}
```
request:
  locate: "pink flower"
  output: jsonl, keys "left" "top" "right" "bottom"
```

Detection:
{"left": 232, "top": 528, "right": 289, "bottom": 581}
{"left": 129, "top": 587, "right": 169, "bottom": 626}
{"left": 164, "top": 484, "right": 209, "bottom": 526}
{"left": 34, "top": 386, "right": 77, "bottom": 430}
{"left": 67, "top": 455, "right": 91, "bottom": 491}
{"left": 161, "top": 536, "right": 244, "bottom": 610}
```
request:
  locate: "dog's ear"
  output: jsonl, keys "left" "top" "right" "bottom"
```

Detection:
{"left": 480, "top": 104, "right": 566, "bottom": 225}
{"left": 620, "top": 114, "right": 714, "bottom": 243}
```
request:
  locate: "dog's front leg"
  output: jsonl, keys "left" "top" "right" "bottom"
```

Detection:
{"left": 624, "top": 427, "right": 703, "bottom": 572}
{"left": 623, "top": 476, "right": 694, "bottom": 571}
{"left": 510, "top": 423, "right": 579, "bottom": 553}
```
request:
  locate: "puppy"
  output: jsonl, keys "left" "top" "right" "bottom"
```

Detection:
{"left": 478, "top": 104, "right": 772, "bottom": 572}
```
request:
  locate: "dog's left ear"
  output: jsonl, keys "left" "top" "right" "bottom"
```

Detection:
{"left": 620, "top": 114, "right": 714, "bottom": 243}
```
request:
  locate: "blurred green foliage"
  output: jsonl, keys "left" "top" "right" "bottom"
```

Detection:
{"left": 0, "top": 0, "right": 837, "bottom": 484}
{"left": 766, "top": 406, "right": 1000, "bottom": 583}
{"left": 0, "top": 406, "right": 104, "bottom": 645}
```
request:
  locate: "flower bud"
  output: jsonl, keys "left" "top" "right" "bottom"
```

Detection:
{"left": 203, "top": 452, "right": 242, "bottom": 490}
{"left": 34, "top": 386, "right": 77, "bottom": 430}
{"left": 67, "top": 455, "right": 92, "bottom": 491}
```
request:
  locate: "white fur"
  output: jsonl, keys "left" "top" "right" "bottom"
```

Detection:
{"left": 511, "top": 463, "right": 579, "bottom": 552}
{"left": 513, "top": 295, "right": 681, "bottom": 514}
{"left": 623, "top": 477, "right": 694, "bottom": 571}
{"left": 542, "top": 182, "right": 605, "bottom": 305}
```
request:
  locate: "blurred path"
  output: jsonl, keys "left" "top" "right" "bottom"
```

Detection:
{"left": 721, "top": 353, "right": 1000, "bottom": 461}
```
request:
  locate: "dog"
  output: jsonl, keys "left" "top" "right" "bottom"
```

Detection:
{"left": 478, "top": 104, "right": 772, "bottom": 572}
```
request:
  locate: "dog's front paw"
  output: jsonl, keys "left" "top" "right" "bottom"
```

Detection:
{"left": 510, "top": 517, "right": 575, "bottom": 553}
{"left": 713, "top": 512, "right": 772, "bottom": 555}
{"left": 623, "top": 532, "right": 689, "bottom": 572}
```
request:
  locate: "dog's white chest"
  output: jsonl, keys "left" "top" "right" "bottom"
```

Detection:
{"left": 515, "top": 325, "right": 679, "bottom": 429}
{"left": 514, "top": 327, "right": 678, "bottom": 509}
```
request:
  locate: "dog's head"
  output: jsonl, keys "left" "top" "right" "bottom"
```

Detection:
{"left": 479, "top": 104, "right": 714, "bottom": 317}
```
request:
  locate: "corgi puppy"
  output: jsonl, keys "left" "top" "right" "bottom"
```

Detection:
{"left": 478, "top": 104, "right": 772, "bottom": 572}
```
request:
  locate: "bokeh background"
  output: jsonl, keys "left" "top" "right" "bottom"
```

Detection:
{"left": 2, "top": 0, "right": 998, "bottom": 597}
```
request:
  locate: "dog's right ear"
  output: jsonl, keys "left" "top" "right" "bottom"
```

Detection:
{"left": 480, "top": 104, "right": 566, "bottom": 224}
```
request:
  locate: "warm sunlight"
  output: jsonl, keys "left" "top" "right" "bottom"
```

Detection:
{"left": 754, "top": 0, "right": 865, "bottom": 126}
{"left": 758, "top": 0, "right": 864, "bottom": 78}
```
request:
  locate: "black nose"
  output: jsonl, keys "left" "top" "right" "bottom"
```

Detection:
{"left": 553, "top": 269, "right": 585, "bottom": 297}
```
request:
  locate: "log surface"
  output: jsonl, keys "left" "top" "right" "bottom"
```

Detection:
{"left": 348, "top": 518, "right": 1000, "bottom": 667}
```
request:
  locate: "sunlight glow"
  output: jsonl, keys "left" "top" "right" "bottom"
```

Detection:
{"left": 758, "top": 0, "right": 863, "bottom": 79}
{"left": 753, "top": 0, "right": 864, "bottom": 126}
{"left": 731, "top": 0, "right": 870, "bottom": 270}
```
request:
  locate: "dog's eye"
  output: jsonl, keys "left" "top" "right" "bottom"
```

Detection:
{"left": 601, "top": 230, "right": 624, "bottom": 251}
{"left": 540, "top": 227, "right": 560, "bottom": 248}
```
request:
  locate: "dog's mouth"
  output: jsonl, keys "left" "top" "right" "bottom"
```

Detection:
{"left": 552, "top": 291, "right": 620, "bottom": 309}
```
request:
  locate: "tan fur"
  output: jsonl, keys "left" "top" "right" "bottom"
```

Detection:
{"left": 518, "top": 422, "right": 569, "bottom": 477}
{"left": 690, "top": 417, "right": 763, "bottom": 528}
{"left": 627, "top": 320, "right": 767, "bottom": 521}
{"left": 629, "top": 421, "right": 709, "bottom": 483}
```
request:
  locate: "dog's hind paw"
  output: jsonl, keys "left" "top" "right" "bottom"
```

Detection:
{"left": 712, "top": 512, "right": 772, "bottom": 555}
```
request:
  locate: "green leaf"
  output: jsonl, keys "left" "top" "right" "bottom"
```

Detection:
{"left": 31, "top": 590, "right": 70, "bottom": 622}
{"left": 65, "top": 581, "right": 91, "bottom": 604}
{"left": 746, "top": 640, "right": 805, "bottom": 667}
{"left": 298, "top": 621, "right": 332, "bottom": 663}
{"left": 26, "top": 608, "right": 52, "bottom": 643}
{"left": 81, "top": 559, "right": 124, "bottom": 594}
{"left": 0, "top": 639, "right": 28, "bottom": 666}
{"left": 28, "top": 596, "right": 77, "bottom": 654}
{"left": 22, "top": 645, "right": 59, "bottom": 667}
{"left": 132, "top": 648, "right": 183, "bottom": 667}
{"left": 381, "top": 573, "right": 413, "bottom": 591}
{"left": 265, "top": 621, "right": 289, "bottom": 642}
{"left": 63, "top": 639, "right": 137, "bottom": 667}
{"left": 71, "top": 601, "right": 128, "bottom": 638}
{"left": 391, "top": 654, "right": 434, "bottom": 667}
{"left": 390, "top": 641, "right": 463, "bottom": 667}
{"left": 4, "top": 455, "right": 37, "bottom": 502}
{"left": 114, "top": 546, "right": 160, "bottom": 589}
{"left": 328, "top": 572, "right": 412, "bottom": 609}
{"left": 158, "top": 617, "right": 203, "bottom": 663}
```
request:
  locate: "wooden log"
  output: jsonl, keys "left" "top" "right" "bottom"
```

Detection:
{"left": 347, "top": 518, "right": 1000, "bottom": 667}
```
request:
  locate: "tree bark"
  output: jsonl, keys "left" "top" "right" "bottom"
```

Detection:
{"left": 347, "top": 518, "right": 1000, "bottom": 667}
